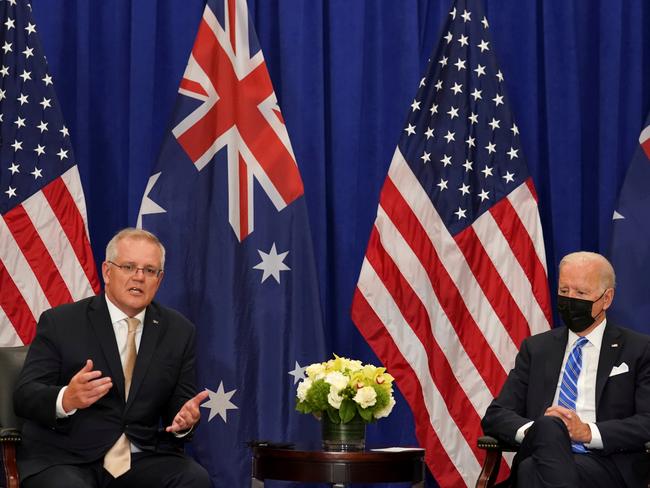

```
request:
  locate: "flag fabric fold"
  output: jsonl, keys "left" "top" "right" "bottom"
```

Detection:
{"left": 608, "top": 109, "right": 650, "bottom": 333}
{"left": 137, "top": 0, "right": 326, "bottom": 485}
{"left": 0, "top": 0, "right": 99, "bottom": 347}
{"left": 351, "top": 0, "right": 551, "bottom": 485}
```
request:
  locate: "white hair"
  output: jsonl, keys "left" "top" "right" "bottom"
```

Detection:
{"left": 559, "top": 251, "right": 615, "bottom": 290}
{"left": 105, "top": 228, "right": 166, "bottom": 270}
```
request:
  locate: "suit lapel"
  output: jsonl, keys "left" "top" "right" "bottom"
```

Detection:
{"left": 89, "top": 295, "right": 126, "bottom": 401}
{"left": 126, "top": 302, "right": 163, "bottom": 409}
{"left": 595, "top": 323, "right": 623, "bottom": 409}
{"left": 542, "top": 327, "right": 568, "bottom": 409}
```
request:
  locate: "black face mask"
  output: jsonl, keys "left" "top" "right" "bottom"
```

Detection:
{"left": 557, "top": 291, "right": 606, "bottom": 333}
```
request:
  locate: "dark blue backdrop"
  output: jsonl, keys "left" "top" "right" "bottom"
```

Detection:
{"left": 29, "top": 0, "right": 650, "bottom": 485}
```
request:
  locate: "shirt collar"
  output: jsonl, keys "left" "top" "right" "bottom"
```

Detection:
{"left": 568, "top": 318, "right": 607, "bottom": 351}
{"left": 105, "top": 295, "right": 146, "bottom": 327}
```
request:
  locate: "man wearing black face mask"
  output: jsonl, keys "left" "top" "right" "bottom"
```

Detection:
{"left": 482, "top": 251, "right": 650, "bottom": 488}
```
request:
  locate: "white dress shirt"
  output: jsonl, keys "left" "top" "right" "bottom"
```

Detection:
{"left": 515, "top": 320, "right": 606, "bottom": 449}
{"left": 105, "top": 297, "right": 146, "bottom": 369}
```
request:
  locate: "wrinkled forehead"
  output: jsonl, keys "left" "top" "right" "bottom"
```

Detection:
{"left": 115, "top": 237, "right": 163, "bottom": 265}
{"left": 558, "top": 260, "right": 601, "bottom": 288}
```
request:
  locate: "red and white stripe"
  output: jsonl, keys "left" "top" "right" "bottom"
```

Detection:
{"left": 0, "top": 166, "right": 100, "bottom": 346}
{"left": 171, "top": 1, "right": 303, "bottom": 242}
{"left": 352, "top": 149, "right": 551, "bottom": 487}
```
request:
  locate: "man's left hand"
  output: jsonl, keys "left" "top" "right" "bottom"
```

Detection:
{"left": 545, "top": 405, "right": 592, "bottom": 443}
{"left": 166, "top": 390, "right": 211, "bottom": 433}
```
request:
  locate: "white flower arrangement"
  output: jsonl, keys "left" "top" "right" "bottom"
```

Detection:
{"left": 296, "top": 355, "right": 396, "bottom": 423}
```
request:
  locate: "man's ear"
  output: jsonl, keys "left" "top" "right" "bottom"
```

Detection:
{"left": 152, "top": 270, "right": 164, "bottom": 292}
{"left": 101, "top": 261, "right": 110, "bottom": 285}
{"left": 603, "top": 287, "right": 615, "bottom": 311}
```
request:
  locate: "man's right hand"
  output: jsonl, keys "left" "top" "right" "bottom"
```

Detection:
{"left": 544, "top": 405, "right": 592, "bottom": 443}
{"left": 62, "top": 359, "right": 113, "bottom": 412}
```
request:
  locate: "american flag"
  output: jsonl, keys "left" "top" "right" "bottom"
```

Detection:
{"left": 138, "top": 0, "right": 326, "bottom": 485}
{"left": 0, "top": 0, "right": 99, "bottom": 347}
{"left": 351, "top": 0, "right": 551, "bottom": 485}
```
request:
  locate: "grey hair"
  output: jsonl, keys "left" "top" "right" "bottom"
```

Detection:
{"left": 105, "top": 228, "right": 166, "bottom": 270}
{"left": 559, "top": 251, "right": 616, "bottom": 290}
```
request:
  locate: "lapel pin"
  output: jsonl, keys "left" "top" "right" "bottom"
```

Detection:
{"left": 153, "top": 319, "right": 159, "bottom": 325}
{"left": 611, "top": 343, "right": 619, "bottom": 348}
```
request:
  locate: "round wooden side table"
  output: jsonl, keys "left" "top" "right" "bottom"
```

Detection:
{"left": 251, "top": 446, "right": 425, "bottom": 487}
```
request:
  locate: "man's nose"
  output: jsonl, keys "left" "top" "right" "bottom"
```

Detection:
{"left": 132, "top": 268, "right": 146, "bottom": 279}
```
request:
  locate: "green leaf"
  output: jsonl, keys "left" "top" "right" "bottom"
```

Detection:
{"left": 339, "top": 399, "right": 356, "bottom": 423}
{"left": 357, "top": 405, "right": 373, "bottom": 422}
{"left": 326, "top": 406, "right": 341, "bottom": 423}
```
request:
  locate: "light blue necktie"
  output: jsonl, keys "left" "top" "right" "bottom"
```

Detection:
{"left": 558, "top": 336, "right": 589, "bottom": 453}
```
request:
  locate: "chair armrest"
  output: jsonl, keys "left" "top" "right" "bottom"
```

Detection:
{"left": 475, "top": 436, "right": 519, "bottom": 488}
{"left": 1, "top": 428, "right": 21, "bottom": 441}
{"left": 477, "top": 435, "right": 517, "bottom": 452}
{"left": 1, "top": 429, "right": 21, "bottom": 488}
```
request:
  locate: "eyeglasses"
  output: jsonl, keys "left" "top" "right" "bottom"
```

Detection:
{"left": 107, "top": 261, "right": 163, "bottom": 278}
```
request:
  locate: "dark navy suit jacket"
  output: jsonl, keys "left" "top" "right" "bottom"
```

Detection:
{"left": 13, "top": 294, "right": 199, "bottom": 480}
{"left": 482, "top": 322, "right": 650, "bottom": 488}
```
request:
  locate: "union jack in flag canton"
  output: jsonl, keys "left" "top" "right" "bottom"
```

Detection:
{"left": 0, "top": 0, "right": 99, "bottom": 347}
{"left": 138, "top": 0, "right": 325, "bottom": 486}
{"left": 351, "top": 0, "right": 551, "bottom": 485}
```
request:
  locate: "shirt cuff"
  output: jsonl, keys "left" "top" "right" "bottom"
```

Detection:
{"left": 585, "top": 422, "right": 603, "bottom": 449}
{"left": 515, "top": 421, "right": 534, "bottom": 444}
{"left": 55, "top": 386, "right": 77, "bottom": 418}
{"left": 173, "top": 425, "right": 195, "bottom": 438}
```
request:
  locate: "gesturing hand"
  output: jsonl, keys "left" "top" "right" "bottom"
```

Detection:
{"left": 165, "top": 390, "right": 210, "bottom": 433}
{"left": 62, "top": 359, "right": 113, "bottom": 413}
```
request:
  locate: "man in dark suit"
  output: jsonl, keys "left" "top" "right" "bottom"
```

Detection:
{"left": 14, "top": 228, "right": 211, "bottom": 488}
{"left": 482, "top": 251, "right": 650, "bottom": 488}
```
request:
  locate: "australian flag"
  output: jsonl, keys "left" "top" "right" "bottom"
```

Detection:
{"left": 609, "top": 109, "right": 650, "bottom": 333}
{"left": 137, "top": 0, "right": 326, "bottom": 486}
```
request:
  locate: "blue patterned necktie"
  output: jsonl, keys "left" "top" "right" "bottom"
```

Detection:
{"left": 558, "top": 336, "right": 589, "bottom": 453}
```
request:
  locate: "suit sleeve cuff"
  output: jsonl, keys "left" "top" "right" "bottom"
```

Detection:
{"left": 56, "top": 386, "right": 77, "bottom": 418}
{"left": 515, "top": 421, "right": 534, "bottom": 444}
{"left": 585, "top": 422, "right": 603, "bottom": 449}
